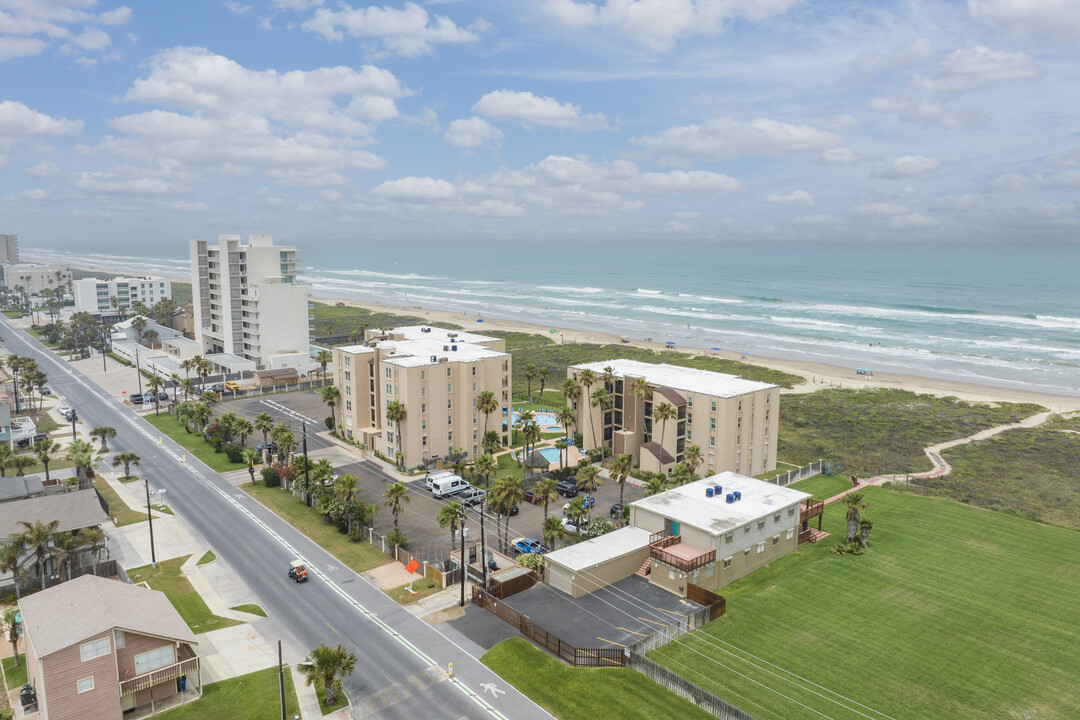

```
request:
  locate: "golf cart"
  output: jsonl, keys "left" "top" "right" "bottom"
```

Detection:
{"left": 287, "top": 560, "right": 309, "bottom": 583}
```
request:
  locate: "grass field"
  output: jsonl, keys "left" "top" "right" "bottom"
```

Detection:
{"left": 310, "top": 675, "right": 348, "bottom": 715}
{"left": 171, "top": 281, "right": 192, "bottom": 307}
{"left": 144, "top": 412, "right": 245, "bottom": 473}
{"left": 482, "top": 637, "right": 717, "bottom": 720}
{"left": 487, "top": 331, "right": 804, "bottom": 398}
{"left": 241, "top": 482, "right": 391, "bottom": 573}
{"left": 230, "top": 604, "right": 267, "bottom": 617}
{"left": 787, "top": 473, "right": 853, "bottom": 501}
{"left": 921, "top": 412, "right": 1080, "bottom": 528}
{"left": 156, "top": 667, "right": 299, "bottom": 720}
{"left": 127, "top": 556, "right": 242, "bottom": 633}
{"left": 197, "top": 550, "right": 216, "bottom": 565}
{"left": 2, "top": 655, "right": 28, "bottom": 690}
{"left": 385, "top": 578, "right": 442, "bottom": 604}
{"left": 309, "top": 301, "right": 459, "bottom": 341}
{"left": 652, "top": 486, "right": 1080, "bottom": 720}
{"left": 93, "top": 478, "right": 147, "bottom": 526}
{"left": 778, "top": 388, "right": 1045, "bottom": 477}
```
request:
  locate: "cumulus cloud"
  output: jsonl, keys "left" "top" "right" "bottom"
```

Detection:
{"left": 871, "top": 155, "right": 939, "bottom": 179}
{"left": 631, "top": 117, "right": 841, "bottom": 165}
{"left": 765, "top": 190, "right": 814, "bottom": 206}
{"left": 302, "top": 2, "right": 487, "bottom": 57}
{"left": 74, "top": 170, "right": 190, "bottom": 195}
{"left": 890, "top": 213, "right": 941, "bottom": 230}
{"left": 372, "top": 176, "right": 458, "bottom": 201}
{"left": 0, "top": 0, "right": 131, "bottom": 62}
{"left": 815, "top": 147, "right": 863, "bottom": 165}
{"left": 867, "top": 96, "right": 983, "bottom": 128}
{"left": 983, "top": 171, "right": 1080, "bottom": 192}
{"left": 444, "top": 117, "right": 503, "bottom": 148}
{"left": 794, "top": 214, "right": 840, "bottom": 225}
{"left": 932, "top": 193, "right": 987, "bottom": 212}
{"left": 849, "top": 203, "right": 911, "bottom": 216}
{"left": 854, "top": 38, "right": 932, "bottom": 74}
{"left": 913, "top": 46, "right": 1041, "bottom": 92}
{"left": 0, "top": 101, "right": 83, "bottom": 137}
{"left": 815, "top": 114, "right": 862, "bottom": 132}
{"left": 969, "top": 0, "right": 1080, "bottom": 44}
{"left": 1047, "top": 147, "right": 1080, "bottom": 167}
{"left": 472, "top": 90, "right": 612, "bottom": 131}
{"left": 541, "top": 0, "right": 799, "bottom": 52}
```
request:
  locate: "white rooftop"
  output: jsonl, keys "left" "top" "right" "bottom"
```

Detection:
{"left": 336, "top": 336, "right": 506, "bottom": 368}
{"left": 631, "top": 472, "right": 810, "bottom": 535}
{"left": 572, "top": 359, "right": 776, "bottom": 398}
{"left": 543, "top": 526, "right": 652, "bottom": 572}
{"left": 164, "top": 336, "right": 201, "bottom": 349}
{"left": 394, "top": 325, "right": 498, "bottom": 344}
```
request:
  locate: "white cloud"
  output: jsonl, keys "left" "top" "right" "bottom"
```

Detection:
{"left": 672, "top": 210, "right": 700, "bottom": 219}
{"left": 224, "top": 2, "right": 252, "bottom": 14}
{"left": 0, "top": 36, "right": 49, "bottom": 60}
{"left": 872, "top": 186, "right": 918, "bottom": 198}
{"left": 70, "top": 27, "right": 111, "bottom": 51}
{"left": 913, "top": 46, "right": 1040, "bottom": 93}
{"left": 765, "top": 190, "right": 814, "bottom": 206}
{"left": 541, "top": 0, "right": 800, "bottom": 52}
{"left": 871, "top": 155, "right": 939, "bottom": 179}
{"left": 849, "top": 202, "right": 911, "bottom": 216}
{"left": 1047, "top": 147, "right": 1080, "bottom": 167}
{"left": 665, "top": 220, "right": 690, "bottom": 232}
{"left": 472, "top": 90, "right": 612, "bottom": 131}
{"left": 631, "top": 117, "right": 841, "bottom": 165}
{"left": 302, "top": 2, "right": 486, "bottom": 57}
{"left": 794, "top": 214, "right": 840, "bottom": 225}
{"left": 273, "top": 0, "right": 324, "bottom": 10}
{"left": 25, "top": 161, "right": 66, "bottom": 179}
{"left": 372, "top": 176, "right": 458, "bottom": 201}
{"left": 0, "top": 100, "right": 83, "bottom": 137}
{"left": 444, "top": 116, "right": 503, "bottom": 147}
{"left": 867, "top": 96, "right": 983, "bottom": 128}
{"left": 983, "top": 171, "right": 1080, "bottom": 192}
{"left": 890, "top": 213, "right": 941, "bottom": 230}
{"left": 854, "top": 38, "right": 932, "bottom": 73}
{"left": 160, "top": 200, "right": 210, "bottom": 211}
{"left": 0, "top": 0, "right": 131, "bottom": 62}
{"left": 815, "top": 147, "right": 863, "bottom": 165}
{"left": 73, "top": 170, "right": 190, "bottom": 195}
{"left": 969, "top": 0, "right": 1080, "bottom": 44}
{"left": 467, "top": 199, "right": 525, "bottom": 217}
{"left": 20, "top": 188, "right": 47, "bottom": 200}
{"left": 815, "top": 114, "right": 862, "bottom": 132}
{"left": 932, "top": 193, "right": 987, "bottom": 212}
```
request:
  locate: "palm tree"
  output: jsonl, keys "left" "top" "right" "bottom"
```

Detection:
{"left": 218, "top": 412, "right": 239, "bottom": 444}
{"left": 143, "top": 328, "right": 159, "bottom": 346}
{"left": 66, "top": 439, "right": 98, "bottom": 490}
{"left": 671, "top": 462, "right": 692, "bottom": 486}
{"left": 90, "top": 426, "right": 117, "bottom": 452}
{"left": 554, "top": 439, "right": 568, "bottom": 470}
{"left": 314, "top": 349, "right": 333, "bottom": 380}
{"left": 523, "top": 363, "right": 538, "bottom": 403}
{"left": 254, "top": 412, "right": 276, "bottom": 445}
{"left": 644, "top": 475, "right": 667, "bottom": 496}
{"left": 383, "top": 482, "right": 410, "bottom": 532}
{"left": 576, "top": 465, "right": 602, "bottom": 524}
{"left": 477, "top": 391, "right": 497, "bottom": 440}
{"left": 542, "top": 515, "right": 565, "bottom": 551}
{"left": 472, "top": 453, "right": 497, "bottom": 488}
{"left": 275, "top": 430, "right": 297, "bottom": 465}
{"left": 653, "top": 401, "right": 677, "bottom": 460}
{"left": 556, "top": 407, "right": 576, "bottom": 443}
{"left": 82, "top": 528, "right": 108, "bottom": 576}
{"left": 111, "top": 452, "right": 141, "bottom": 478}
{"left": 629, "top": 376, "right": 652, "bottom": 436}
{"left": 299, "top": 643, "right": 357, "bottom": 706}
{"left": 684, "top": 444, "right": 703, "bottom": 479}
{"left": 437, "top": 501, "right": 462, "bottom": 549}
{"left": 6, "top": 455, "right": 36, "bottom": 477}
{"left": 843, "top": 491, "right": 868, "bottom": 544}
{"left": 191, "top": 403, "right": 213, "bottom": 433}
{"left": 319, "top": 385, "right": 340, "bottom": 431}
{"left": 34, "top": 438, "right": 58, "bottom": 484}
{"left": 3, "top": 608, "right": 20, "bottom": 667}
{"left": 590, "top": 387, "right": 612, "bottom": 457}
{"left": 31, "top": 368, "right": 48, "bottom": 411}
{"left": 17, "top": 520, "right": 59, "bottom": 591}
{"left": 180, "top": 377, "right": 196, "bottom": 401}
{"left": 578, "top": 368, "right": 596, "bottom": 448}
{"left": 242, "top": 446, "right": 260, "bottom": 484}
{"left": 496, "top": 476, "right": 524, "bottom": 550}
{"left": 532, "top": 477, "right": 559, "bottom": 525}
{"left": 169, "top": 373, "right": 181, "bottom": 401}
{"left": 335, "top": 474, "right": 359, "bottom": 534}
{"left": 312, "top": 459, "right": 335, "bottom": 501}
{"left": 385, "top": 401, "right": 406, "bottom": 469}
{"left": 131, "top": 315, "right": 147, "bottom": 343}
{"left": 609, "top": 453, "right": 633, "bottom": 507}
{"left": 536, "top": 366, "right": 549, "bottom": 404}
{"left": 522, "top": 424, "right": 542, "bottom": 480}
{"left": 51, "top": 532, "right": 85, "bottom": 581}
{"left": 0, "top": 542, "right": 28, "bottom": 600}
{"left": 146, "top": 375, "right": 164, "bottom": 415}
{"left": 197, "top": 357, "right": 212, "bottom": 391}
{"left": 235, "top": 419, "right": 254, "bottom": 446}
{"left": 560, "top": 377, "right": 579, "bottom": 408}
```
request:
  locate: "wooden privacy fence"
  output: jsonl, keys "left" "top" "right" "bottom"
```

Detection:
{"left": 471, "top": 587, "right": 625, "bottom": 667}
{"left": 686, "top": 583, "right": 727, "bottom": 621}
{"left": 486, "top": 570, "right": 537, "bottom": 599}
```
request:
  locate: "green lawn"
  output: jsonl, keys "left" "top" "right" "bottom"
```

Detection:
{"left": 495, "top": 451, "right": 522, "bottom": 479}
{"left": 171, "top": 281, "right": 192, "bottom": 307}
{"left": 787, "top": 473, "right": 853, "bottom": 501}
{"left": 927, "top": 413, "right": 1080, "bottom": 527}
{"left": 385, "top": 579, "right": 442, "bottom": 605}
{"left": 2, "top": 656, "right": 28, "bottom": 690}
{"left": 94, "top": 478, "right": 148, "bottom": 526}
{"left": 652, "top": 486, "right": 1080, "bottom": 720}
{"left": 127, "top": 556, "right": 242, "bottom": 633}
{"left": 143, "top": 413, "right": 245, "bottom": 473}
{"left": 156, "top": 667, "right": 299, "bottom": 720}
{"left": 778, "top": 388, "right": 1045, "bottom": 477}
{"left": 241, "top": 482, "right": 391, "bottom": 573}
{"left": 197, "top": 550, "right": 216, "bottom": 565}
{"left": 482, "top": 637, "right": 716, "bottom": 720}
{"left": 230, "top": 604, "right": 267, "bottom": 617}
{"left": 309, "top": 301, "right": 459, "bottom": 342}
{"left": 311, "top": 675, "right": 347, "bottom": 715}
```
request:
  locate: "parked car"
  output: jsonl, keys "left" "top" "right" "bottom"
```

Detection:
{"left": 510, "top": 537, "right": 547, "bottom": 555}
{"left": 58, "top": 405, "right": 71, "bottom": 418}
{"left": 500, "top": 503, "right": 519, "bottom": 517}
{"left": 523, "top": 487, "right": 537, "bottom": 504}
{"left": 561, "top": 516, "right": 588, "bottom": 534}
{"left": 131, "top": 393, "right": 144, "bottom": 405}
{"left": 209, "top": 383, "right": 225, "bottom": 393}
{"left": 224, "top": 381, "right": 241, "bottom": 391}
{"left": 16, "top": 433, "right": 48, "bottom": 448}
{"left": 458, "top": 486, "right": 486, "bottom": 507}
{"left": 256, "top": 442, "right": 278, "bottom": 455}
{"left": 610, "top": 503, "right": 627, "bottom": 520}
{"left": 40, "top": 387, "right": 51, "bottom": 395}
{"left": 158, "top": 391, "right": 170, "bottom": 401}
{"left": 554, "top": 480, "right": 578, "bottom": 497}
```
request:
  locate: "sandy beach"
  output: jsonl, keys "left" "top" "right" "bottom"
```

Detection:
{"left": 62, "top": 262, "right": 1080, "bottom": 412}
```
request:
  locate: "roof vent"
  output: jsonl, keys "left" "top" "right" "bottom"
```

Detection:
{"left": 714, "top": 485, "right": 722, "bottom": 496}
{"left": 733, "top": 490, "right": 742, "bottom": 501}
{"left": 705, "top": 488, "right": 715, "bottom": 498}
{"left": 451, "top": 345, "right": 457, "bottom": 352}
{"left": 726, "top": 493, "right": 735, "bottom": 503}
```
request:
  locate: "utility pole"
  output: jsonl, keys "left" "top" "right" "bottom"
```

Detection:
{"left": 277, "top": 640, "right": 286, "bottom": 720}
{"left": 302, "top": 421, "right": 311, "bottom": 507}
{"left": 100, "top": 321, "right": 108, "bottom": 372}
{"left": 135, "top": 346, "right": 143, "bottom": 395}
{"left": 145, "top": 476, "right": 157, "bottom": 567}
{"left": 479, "top": 499, "right": 488, "bottom": 587}
{"left": 70, "top": 409, "right": 77, "bottom": 440}
{"left": 459, "top": 507, "right": 466, "bottom": 607}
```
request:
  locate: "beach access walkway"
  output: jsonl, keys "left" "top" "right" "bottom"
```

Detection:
{"left": 822, "top": 410, "right": 1056, "bottom": 507}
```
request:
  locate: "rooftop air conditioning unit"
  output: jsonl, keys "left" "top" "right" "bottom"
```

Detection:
{"left": 448, "top": 332, "right": 458, "bottom": 338}
{"left": 451, "top": 345, "right": 457, "bottom": 351}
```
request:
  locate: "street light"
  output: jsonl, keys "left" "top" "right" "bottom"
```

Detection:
{"left": 145, "top": 477, "right": 157, "bottom": 567}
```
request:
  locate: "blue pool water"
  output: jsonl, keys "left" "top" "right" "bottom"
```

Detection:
{"left": 511, "top": 412, "right": 560, "bottom": 428}
{"left": 538, "top": 447, "right": 562, "bottom": 463}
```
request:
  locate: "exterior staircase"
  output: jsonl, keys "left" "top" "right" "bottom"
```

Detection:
{"left": 635, "top": 557, "right": 652, "bottom": 578}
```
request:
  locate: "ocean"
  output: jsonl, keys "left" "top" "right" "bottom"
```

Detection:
{"left": 27, "top": 241, "right": 1080, "bottom": 396}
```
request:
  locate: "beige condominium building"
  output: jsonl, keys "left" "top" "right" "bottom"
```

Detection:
{"left": 569, "top": 359, "right": 779, "bottom": 477}
{"left": 332, "top": 326, "right": 511, "bottom": 469}
{"left": 0, "top": 233, "right": 17, "bottom": 263}
{"left": 189, "top": 234, "right": 311, "bottom": 372}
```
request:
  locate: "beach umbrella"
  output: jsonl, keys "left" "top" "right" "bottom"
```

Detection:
{"left": 711, "top": 347, "right": 722, "bottom": 351}
{"left": 549, "top": 328, "right": 558, "bottom": 333}
{"left": 665, "top": 341, "right": 675, "bottom": 346}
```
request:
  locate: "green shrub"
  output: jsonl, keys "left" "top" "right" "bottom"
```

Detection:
{"left": 386, "top": 529, "right": 409, "bottom": 550}
{"left": 262, "top": 466, "right": 280, "bottom": 488}
{"left": 223, "top": 444, "right": 245, "bottom": 463}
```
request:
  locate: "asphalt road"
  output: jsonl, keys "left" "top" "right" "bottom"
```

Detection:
{"left": 2, "top": 321, "right": 554, "bottom": 720}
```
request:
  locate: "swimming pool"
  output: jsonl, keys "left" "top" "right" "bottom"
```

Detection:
{"left": 538, "top": 447, "right": 562, "bottom": 463}
{"left": 511, "top": 411, "right": 561, "bottom": 430}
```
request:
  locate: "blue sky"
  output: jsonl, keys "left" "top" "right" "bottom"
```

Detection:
{"left": 1, "top": 0, "right": 1078, "bottom": 253}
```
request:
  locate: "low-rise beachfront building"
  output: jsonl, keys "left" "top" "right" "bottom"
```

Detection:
{"left": 332, "top": 326, "right": 511, "bottom": 469}
{"left": 0, "top": 263, "right": 73, "bottom": 303}
{"left": 543, "top": 473, "right": 820, "bottom": 599}
{"left": 568, "top": 359, "right": 780, "bottom": 477}
{"left": 72, "top": 276, "right": 173, "bottom": 314}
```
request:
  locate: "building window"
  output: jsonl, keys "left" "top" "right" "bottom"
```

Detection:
{"left": 344, "top": 371, "right": 350, "bottom": 382}
{"left": 81, "top": 637, "right": 110, "bottom": 661}
{"left": 757, "top": 542, "right": 765, "bottom": 553}
{"left": 421, "top": 370, "right": 425, "bottom": 380}
{"left": 743, "top": 548, "right": 750, "bottom": 557}
{"left": 738, "top": 400, "right": 742, "bottom": 411}
{"left": 736, "top": 434, "right": 740, "bottom": 445}
{"left": 448, "top": 415, "right": 452, "bottom": 425}
{"left": 448, "top": 431, "right": 453, "bottom": 443}
{"left": 345, "top": 400, "right": 352, "bottom": 411}
{"left": 772, "top": 535, "right": 780, "bottom": 546}
{"left": 709, "top": 436, "right": 715, "bottom": 447}
{"left": 766, "top": 392, "right": 771, "bottom": 404}
{"left": 344, "top": 356, "right": 350, "bottom": 367}
{"left": 725, "top": 533, "right": 733, "bottom": 544}
{"left": 757, "top": 520, "right": 765, "bottom": 530}
{"left": 773, "top": 513, "right": 781, "bottom": 523}
{"left": 421, "top": 387, "right": 426, "bottom": 397}
{"left": 385, "top": 368, "right": 391, "bottom": 379}
{"left": 114, "top": 630, "right": 124, "bottom": 648}
{"left": 710, "top": 418, "right": 715, "bottom": 430}
{"left": 787, "top": 528, "right": 794, "bottom": 540}
{"left": 421, "top": 403, "right": 426, "bottom": 413}
{"left": 422, "top": 419, "right": 426, "bottom": 430}
{"left": 77, "top": 677, "right": 95, "bottom": 694}
{"left": 687, "top": 395, "right": 693, "bottom": 407}
{"left": 447, "top": 383, "right": 452, "bottom": 393}
{"left": 385, "top": 383, "right": 392, "bottom": 395}
{"left": 345, "top": 386, "right": 351, "bottom": 397}
{"left": 723, "top": 557, "right": 732, "bottom": 569}
{"left": 788, "top": 507, "right": 796, "bottom": 517}
{"left": 711, "top": 401, "right": 716, "bottom": 412}
{"left": 422, "top": 436, "right": 427, "bottom": 446}
{"left": 134, "top": 646, "right": 175, "bottom": 675}
{"left": 387, "top": 432, "right": 393, "bottom": 443}
{"left": 705, "top": 564, "right": 715, "bottom": 578}
{"left": 472, "top": 382, "right": 477, "bottom": 392}
{"left": 743, "top": 525, "right": 751, "bottom": 534}
{"left": 737, "top": 417, "right": 742, "bottom": 429}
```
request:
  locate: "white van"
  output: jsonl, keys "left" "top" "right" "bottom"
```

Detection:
{"left": 431, "top": 475, "right": 469, "bottom": 498}
{"left": 424, "top": 470, "right": 456, "bottom": 492}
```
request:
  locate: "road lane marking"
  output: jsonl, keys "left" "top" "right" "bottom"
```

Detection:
{"left": 326, "top": 622, "right": 341, "bottom": 637}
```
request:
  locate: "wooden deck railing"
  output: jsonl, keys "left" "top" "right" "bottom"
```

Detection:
{"left": 119, "top": 656, "right": 199, "bottom": 696}
{"left": 650, "top": 533, "right": 680, "bottom": 550}
{"left": 802, "top": 500, "right": 824, "bottom": 521}
{"left": 650, "top": 545, "right": 716, "bottom": 573}
{"left": 798, "top": 528, "right": 813, "bottom": 545}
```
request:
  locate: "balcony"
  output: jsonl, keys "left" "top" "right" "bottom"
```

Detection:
{"left": 802, "top": 499, "right": 824, "bottom": 522}
{"left": 649, "top": 534, "right": 716, "bottom": 573}
{"left": 119, "top": 655, "right": 200, "bottom": 696}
